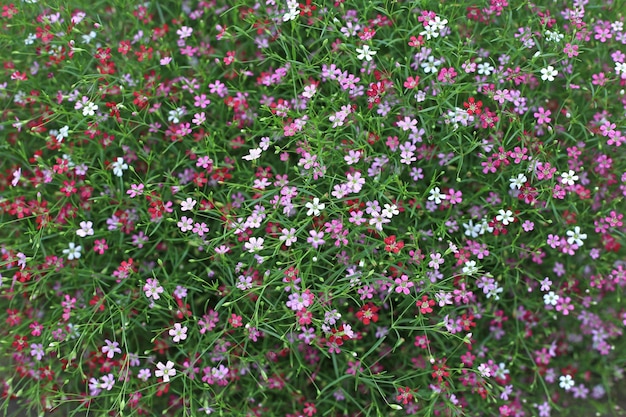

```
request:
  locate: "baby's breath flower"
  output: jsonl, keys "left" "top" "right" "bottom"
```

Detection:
{"left": 111, "top": 157, "right": 129, "bottom": 177}
{"left": 356, "top": 45, "right": 377, "bottom": 62}
{"left": 540, "top": 65, "right": 558, "bottom": 81}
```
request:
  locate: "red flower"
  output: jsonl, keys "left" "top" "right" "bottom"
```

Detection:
{"left": 416, "top": 296, "right": 435, "bottom": 314}
{"left": 396, "top": 386, "right": 415, "bottom": 404}
{"left": 356, "top": 303, "right": 379, "bottom": 325}
{"left": 463, "top": 97, "right": 483, "bottom": 115}
{"left": 384, "top": 235, "right": 404, "bottom": 253}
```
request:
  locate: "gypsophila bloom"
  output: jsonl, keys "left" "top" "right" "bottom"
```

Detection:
{"left": 279, "top": 228, "right": 297, "bottom": 246}
{"left": 496, "top": 209, "right": 514, "bottom": 226}
{"left": 81, "top": 101, "right": 98, "bottom": 116}
{"left": 428, "top": 187, "right": 446, "bottom": 204}
{"left": 180, "top": 198, "right": 197, "bottom": 211}
{"left": 282, "top": 0, "right": 299, "bottom": 21}
{"left": 509, "top": 173, "right": 527, "bottom": 189}
{"left": 76, "top": 221, "right": 94, "bottom": 237}
{"left": 245, "top": 237, "right": 265, "bottom": 253}
{"left": 62, "top": 242, "right": 82, "bottom": 260}
{"left": 155, "top": 361, "right": 176, "bottom": 382}
{"left": 566, "top": 226, "right": 587, "bottom": 246}
{"left": 540, "top": 65, "right": 558, "bottom": 81}
{"left": 242, "top": 148, "right": 263, "bottom": 161}
{"left": 102, "top": 339, "right": 122, "bottom": 359}
{"left": 559, "top": 374, "right": 575, "bottom": 390}
{"left": 356, "top": 45, "right": 377, "bottom": 62}
{"left": 111, "top": 157, "right": 129, "bottom": 177}
{"left": 544, "top": 291, "right": 559, "bottom": 306}
{"left": 560, "top": 170, "right": 579, "bottom": 186}
{"left": 169, "top": 323, "right": 188, "bottom": 343}
{"left": 305, "top": 197, "right": 325, "bottom": 216}
{"left": 144, "top": 278, "right": 164, "bottom": 300}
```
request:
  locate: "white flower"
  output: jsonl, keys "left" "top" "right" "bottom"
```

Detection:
{"left": 477, "top": 363, "right": 491, "bottom": 378}
{"left": 495, "top": 209, "right": 514, "bottom": 226}
{"left": 155, "top": 361, "right": 176, "bottom": 382}
{"left": 111, "top": 157, "right": 128, "bottom": 177}
{"left": 544, "top": 291, "right": 559, "bottom": 306}
{"left": 462, "top": 260, "right": 478, "bottom": 275}
{"left": 477, "top": 62, "right": 495, "bottom": 76}
{"left": 356, "top": 45, "right": 377, "bottom": 62}
{"left": 302, "top": 84, "right": 317, "bottom": 99}
{"left": 282, "top": 0, "right": 299, "bottom": 21}
{"left": 540, "top": 65, "right": 558, "bottom": 81}
{"left": 463, "top": 220, "right": 481, "bottom": 238}
{"left": 428, "top": 16, "right": 448, "bottom": 32}
{"left": 282, "top": 8, "right": 299, "bottom": 21}
{"left": 381, "top": 204, "right": 399, "bottom": 218}
{"left": 545, "top": 30, "right": 564, "bottom": 42}
{"left": 420, "top": 24, "right": 438, "bottom": 40}
{"left": 62, "top": 242, "right": 82, "bottom": 260}
{"left": 180, "top": 198, "right": 197, "bottom": 211}
{"left": 421, "top": 55, "right": 441, "bottom": 74}
{"left": 305, "top": 197, "right": 325, "bottom": 216}
{"left": 566, "top": 226, "right": 587, "bottom": 246}
{"left": 76, "top": 221, "right": 94, "bottom": 237}
{"left": 559, "top": 374, "right": 575, "bottom": 391}
{"left": 428, "top": 187, "right": 446, "bottom": 205}
{"left": 615, "top": 62, "right": 626, "bottom": 79}
{"left": 82, "top": 101, "right": 98, "bottom": 116}
{"left": 509, "top": 173, "right": 527, "bottom": 190}
{"left": 169, "top": 323, "right": 188, "bottom": 343}
{"left": 242, "top": 148, "right": 262, "bottom": 161}
{"left": 560, "top": 170, "right": 579, "bottom": 186}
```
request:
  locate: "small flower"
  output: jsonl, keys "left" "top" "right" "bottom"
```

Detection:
{"left": 282, "top": 0, "right": 300, "bottom": 21}
{"left": 416, "top": 296, "right": 435, "bottom": 314}
{"left": 177, "top": 216, "right": 194, "bottom": 232}
{"left": 540, "top": 65, "right": 558, "bottom": 81}
{"left": 144, "top": 278, "right": 164, "bottom": 300}
{"left": 242, "top": 148, "right": 263, "bottom": 161}
{"left": 169, "top": 323, "right": 188, "bottom": 343}
{"left": 495, "top": 209, "right": 514, "bottom": 226}
{"left": 245, "top": 237, "right": 265, "bottom": 253}
{"left": 62, "top": 242, "right": 82, "bottom": 260}
{"left": 180, "top": 198, "right": 197, "bottom": 211}
{"left": 543, "top": 291, "right": 559, "bottom": 306}
{"left": 566, "top": 226, "right": 587, "bottom": 246}
{"left": 102, "top": 339, "right": 122, "bottom": 359}
{"left": 307, "top": 230, "right": 325, "bottom": 249}
{"left": 509, "top": 173, "right": 527, "bottom": 190}
{"left": 559, "top": 374, "right": 575, "bottom": 390}
{"left": 428, "top": 187, "right": 446, "bottom": 205}
{"left": 560, "top": 170, "right": 579, "bottom": 186}
{"left": 305, "top": 197, "right": 325, "bottom": 217}
{"left": 279, "top": 228, "right": 297, "bottom": 247}
{"left": 356, "top": 45, "right": 377, "bottom": 62}
{"left": 82, "top": 101, "right": 98, "bottom": 116}
{"left": 76, "top": 221, "right": 94, "bottom": 237}
{"left": 155, "top": 360, "right": 176, "bottom": 382}
{"left": 111, "top": 157, "right": 128, "bottom": 177}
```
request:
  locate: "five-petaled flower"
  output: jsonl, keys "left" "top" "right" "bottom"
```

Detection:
{"left": 417, "top": 296, "right": 435, "bottom": 314}
{"left": 155, "top": 360, "right": 176, "bottom": 382}
{"left": 169, "top": 323, "right": 188, "bottom": 343}
{"left": 356, "top": 45, "right": 377, "bottom": 62}
{"left": 356, "top": 303, "right": 380, "bottom": 325}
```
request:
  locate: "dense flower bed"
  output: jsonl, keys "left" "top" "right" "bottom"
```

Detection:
{"left": 1, "top": 0, "right": 625, "bottom": 416}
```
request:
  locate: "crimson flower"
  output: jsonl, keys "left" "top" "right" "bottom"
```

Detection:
{"left": 356, "top": 303, "right": 379, "bottom": 325}
{"left": 416, "top": 296, "right": 435, "bottom": 314}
